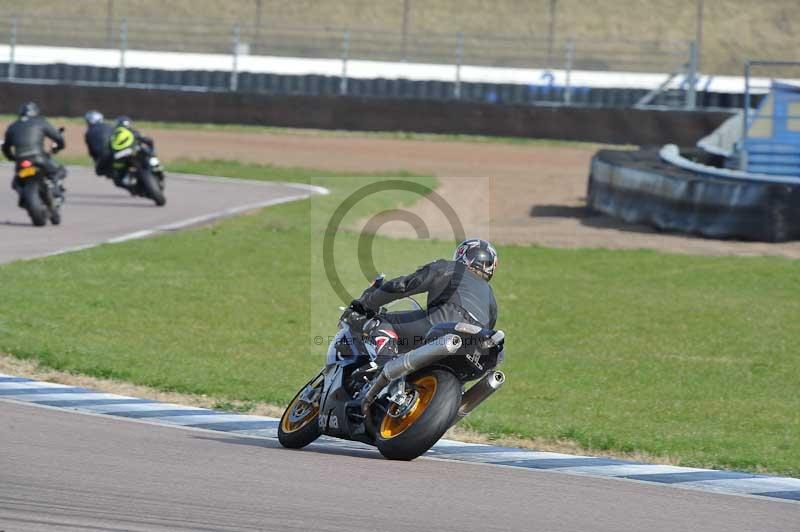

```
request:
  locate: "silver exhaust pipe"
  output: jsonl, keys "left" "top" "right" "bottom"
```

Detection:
{"left": 456, "top": 370, "right": 505, "bottom": 420}
{"left": 361, "top": 334, "right": 462, "bottom": 415}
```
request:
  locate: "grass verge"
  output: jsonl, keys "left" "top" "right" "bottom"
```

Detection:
{"left": 0, "top": 160, "right": 798, "bottom": 477}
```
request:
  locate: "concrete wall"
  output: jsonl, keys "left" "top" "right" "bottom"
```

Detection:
{"left": 0, "top": 82, "right": 733, "bottom": 146}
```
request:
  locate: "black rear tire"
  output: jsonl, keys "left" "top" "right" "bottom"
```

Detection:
{"left": 278, "top": 373, "right": 323, "bottom": 449}
{"left": 45, "top": 184, "right": 61, "bottom": 225}
{"left": 140, "top": 169, "right": 166, "bottom": 207}
{"left": 22, "top": 181, "right": 47, "bottom": 227}
{"left": 376, "top": 368, "right": 461, "bottom": 461}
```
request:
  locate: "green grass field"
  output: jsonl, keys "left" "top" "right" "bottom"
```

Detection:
{"left": 1, "top": 159, "right": 798, "bottom": 476}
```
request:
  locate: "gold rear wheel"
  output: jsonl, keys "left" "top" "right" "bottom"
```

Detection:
{"left": 380, "top": 375, "right": 438, "bottom": 439}
{"left": 376, "top": 369, "right": 462, "bottom": 461}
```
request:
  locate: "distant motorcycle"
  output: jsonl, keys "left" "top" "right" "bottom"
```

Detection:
{"left": 278, "top": 275, "right": 507, "bottom": 460}
{"left": 10, "top": 131, "right": 65, "bottom": 227}
{"left": 112, "top": 140, "right": 166, "bottom": 207}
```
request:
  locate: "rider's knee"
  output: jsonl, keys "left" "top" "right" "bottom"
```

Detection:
{"left": 366, "top": 318, "right": 400, "bottom": 359}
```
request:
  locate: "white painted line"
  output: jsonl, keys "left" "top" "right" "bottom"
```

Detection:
{"left": 74, "top": 402, "right": 210, "bottom": 414}
{"left": 25, "top": 176, "right": 329, "bottom": 262}
{"left": 156, "top": 194, "right": 310, "bottom": 232}
{"left": 149, "top": 413, "right": 273, "bottom": 425}
{"left": 558, "top": 464, "right": 710, "bottom": 476}
{"left": 434, "top": 439, "right": 487, "bottom": 448}
{"left": 432, "top": 450, "right": 590, "bottom": 462}
{"left": 106, "top": 230, "right": 154, "bottom": 244}
{"left": 232, "top": 428, "right": 279, "bottom": 438}
{"left": 682, "top": 477, "right": 800, "bottom": 495}
{"left": 281, "top": 182, "right": 331, "bottom": 196}
{"left": 10, "top": 392, "right": 143, "bottom": 402}
{"left": 32, "top": 243, "right": 99, "bottom": 258}
{"left": 0, "top": 381, "right": 78, "bottom": 390}
{"left": 170, "top": 173, "right": 331, "bottom": 196}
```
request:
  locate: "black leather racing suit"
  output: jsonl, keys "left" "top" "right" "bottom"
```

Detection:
{"left": 3, "top": 116, "right": 66, "bottom": 185}
{"left": 84, "top": 122, "right": 114, "bottom": 177}
{"left": 358, "top": 259, "right": 497, "bottom": 357}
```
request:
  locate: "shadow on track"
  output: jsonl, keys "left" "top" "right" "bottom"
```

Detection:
{"left": 68, "top": 199, "right": 155, "bottom": 208}
{"left": 193, "top": 434, "right": 387, "bottom": 461}
{"left": 0, "top": 220, "right": 38, "bottom": 227}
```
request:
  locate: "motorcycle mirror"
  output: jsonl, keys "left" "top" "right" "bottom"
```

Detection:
{"left": 490, "top": 330, "right": 505, "bottom": 345}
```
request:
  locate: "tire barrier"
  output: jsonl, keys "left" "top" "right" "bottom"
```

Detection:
{"left": 0, "top": 81, "right": 731, "bottom": 146}
{"left": 0, "top": 62, "right": 756, "bottom": 110}
{"left": 587, "top": 149, "right": 800, "bottom": 241}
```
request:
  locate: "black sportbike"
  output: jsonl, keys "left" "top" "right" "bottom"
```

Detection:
{"left": 112, "top": 142, "right": 166, "bottom": 206}
{"left": 11, "top": 145, "right": 65, "bottom": 227}
{"left": 278, "top": 276, "right": 506, "bottom": 460}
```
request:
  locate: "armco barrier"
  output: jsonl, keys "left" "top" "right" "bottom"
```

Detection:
{"left": 587, "top": 149, "right": 800, "bottom": 241}
{"left": 0, "top": 62, "right": 758, "bottom": 110}
{"left": 0, "top": 82, "right": 731, "bottom": 145}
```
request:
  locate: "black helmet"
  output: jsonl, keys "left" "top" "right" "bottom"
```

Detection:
{"left": 84, "top": 110, "right": 104, "bottom": 125}
{"left": 115, "top": 115, "right": 132, "bottom": 128}
{"left": 453, "top": 239, "right": 498, "bottom": 281}
{"left": 19, "top": 102, "right": 39, "bottom": 118}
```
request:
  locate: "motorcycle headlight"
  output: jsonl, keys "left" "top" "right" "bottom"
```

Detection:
{"left": 149, "top": 157, "right": 160, "bottom": 167}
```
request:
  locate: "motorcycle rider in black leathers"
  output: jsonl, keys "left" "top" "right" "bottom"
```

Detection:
{"left": 3, "top": 102, "right": 66, "bottom": 200}
{"left": 83, "top": 110, "right": 114, "bottom": 178}
{"left": 350, "top": 239, "right": 498, "bottom": 363}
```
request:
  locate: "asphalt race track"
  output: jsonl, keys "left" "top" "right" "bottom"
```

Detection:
{"left": 2, "top": 400, "right": 798, "bottom": 532}
{"left": 0, "top": 165, "right": 321, "bottom": 264}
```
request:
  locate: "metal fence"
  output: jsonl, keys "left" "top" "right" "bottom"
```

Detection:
{"left": 0, "top": 15, "right": 698, "bottom": 108}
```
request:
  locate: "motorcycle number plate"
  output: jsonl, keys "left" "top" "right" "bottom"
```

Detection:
{"left": 17, "top": 167, "right": 36, "bottom": 178}
{"left": 114, "top": 148, "right": 133, "bottom": 159}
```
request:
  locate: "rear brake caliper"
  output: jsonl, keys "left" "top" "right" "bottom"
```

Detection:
{"left": 386, "top": 379, "right": 418, "bottom": 418}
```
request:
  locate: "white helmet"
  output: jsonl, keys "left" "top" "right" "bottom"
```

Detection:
{"left": 84, "top": 110, "right": 104, "bottom": 125}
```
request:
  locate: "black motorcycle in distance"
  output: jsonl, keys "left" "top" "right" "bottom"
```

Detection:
{"left": 112, "top": 141, "right": 166, "bottom": 206}
{"left": 10, "top": 129, "right": 66, "bottom": 227}
{"left": 279, "top": 275, "right": 506, "bottom": 460}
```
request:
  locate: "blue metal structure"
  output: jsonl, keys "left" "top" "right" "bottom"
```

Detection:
{"left": 742, "top": 62, "right": 800, "bottom": 177}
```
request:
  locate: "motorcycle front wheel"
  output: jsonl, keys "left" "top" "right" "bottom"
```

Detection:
{"left": 139, "top": 168, "right": 166, "bottom": 206}
{"left": 376, "top": 368, "right": 461, "bottom": 461}
{"left": 278, "top": 372, "right": 323, "bottom": 449}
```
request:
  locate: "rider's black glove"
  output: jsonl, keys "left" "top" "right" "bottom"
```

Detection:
{"left": 349, "top": 299, "right": 373, "bottom": 318}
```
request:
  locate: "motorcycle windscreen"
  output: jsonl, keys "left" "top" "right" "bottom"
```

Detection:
{"left": 381, "top": 296, "right": 423, "bottom": 313}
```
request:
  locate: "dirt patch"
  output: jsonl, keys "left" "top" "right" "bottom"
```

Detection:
{"left": 34, "top": 123, "right": 800, "bottom": 258}
{"left": 137, "top": 127, "right": 800, "bottom": 259}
